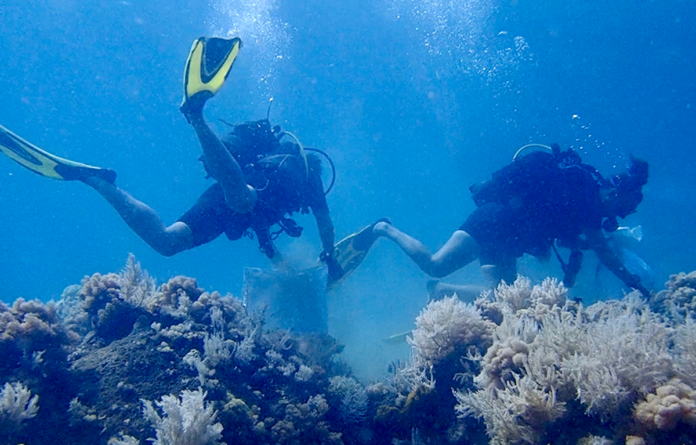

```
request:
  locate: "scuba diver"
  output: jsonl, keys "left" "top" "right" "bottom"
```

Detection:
{"left": 0, "top": 37, "right": 350, "bottom": 282}
{"left": 373, "top": 144, "right": 653, "bottom": 298}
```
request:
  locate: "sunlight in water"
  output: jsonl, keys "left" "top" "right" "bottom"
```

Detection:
{"left": 386, "top": 0, "right": 533, "bottom": 80}
{"left": 208, "top": 0, "right": 290, "bottom": 95}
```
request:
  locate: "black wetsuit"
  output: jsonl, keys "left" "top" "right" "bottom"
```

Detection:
{"left": 461, "top": 152, "right": 604, "bottom": 266}
{"left": 179, "top": 152, "right": 328, "bottom": 248}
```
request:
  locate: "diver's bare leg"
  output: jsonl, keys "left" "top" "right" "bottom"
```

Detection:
{"left": 82, "top": 177, "right": 194, "bottom": 257}
{"left": 481, "top": 261, "right": 518, "bottom": 285}
{"left": 426, "top": 281, "right": 487, "bottom": 302}
{"left": 373, "top": 222, "right": 481, "bottom": 278}
{"left": 183, "top": 110, "right": 256, "bottom": 213}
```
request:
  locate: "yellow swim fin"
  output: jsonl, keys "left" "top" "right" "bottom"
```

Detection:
{"left": 325, "top": 218, "right": 390, "bottom": 291}
{"left": 0, "top": 123, "right": 116, "bottom": 183}
{"left": 181, "top": 37, "right": 242, "bottom": 113}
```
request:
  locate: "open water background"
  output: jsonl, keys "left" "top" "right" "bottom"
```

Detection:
{"left": 1, "top": 0, "right": 694, "bottom": 379}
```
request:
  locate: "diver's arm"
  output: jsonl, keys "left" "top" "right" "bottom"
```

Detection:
{"left": 313, "top": 207, "right": 343, "bottom": 279}
{"left": 313, "top": 207, "right": 336, "bottom": 255}
{"left": 587, "top": 228, "right": 650, "bottom": 297}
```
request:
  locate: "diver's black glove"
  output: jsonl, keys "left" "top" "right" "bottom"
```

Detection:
{"left": 320, "top": 249, "right": 344, "bottom": 281}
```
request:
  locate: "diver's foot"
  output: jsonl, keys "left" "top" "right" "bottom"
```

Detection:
{"left": 80, "top": 174, "right": 112, "bottom": 190}
{"left": 372, "top": 220, "right": 392, "bottom": 237}
{"left": 71, "top": 167, "right": 117, "bottom": 185}
{"left": 179, "top": 94, "right": 209, "bottom": 122}
{"left": 426, "top": 280, "right": 440, "bottom": 301}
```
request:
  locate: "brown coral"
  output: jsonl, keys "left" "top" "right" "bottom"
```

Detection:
{"left": 80, "top": 273, "right": 121, "bottom": 313}
{"left": 159, "top": 276, "right": 204, "bottom": 309}
{"left": 652, "top": 271, "right": 696, "bottom": 319}
{"left": 634, "top": 378, "right": 696, "bottom": 431}
{"left": 79, "top": 271, "right": 148, "bottom": 342}
{"left": 0, "top": 298, "right": 77, "bottom": 349}
{"left": 476, "top": 337, "right": 530, "bottom": 389}
{"left": 0, "top": 298, "right": 79, "bottom": 380}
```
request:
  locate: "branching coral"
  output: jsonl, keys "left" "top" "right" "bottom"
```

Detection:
{"left": 328, "top": 376, "right": 368, "bottom": 425}
{"left": 454, "top": 373, "right": 565, "bottom": 444}
{"left": 474, "top": 314, "right": 539, "bottom": 390}
{"left": 119, "top": 254, "right": 160, "bottom": 311}
{"left": 0, "top": 381, "right": 39, "bottom": 435}
{"left": 633, "top": 378, "right": 696, "bottom": 431}
{"left": 455, "top": 278, "right": 678, "bottom": 444}
{"left": 142, "top": 388, "right": 223, "bottom": 445}
{"left": 158, "top": 276, "right": 204, "bottom": 318}
{"left": 0, "top": 298, "right": 70, "bottom": 347}
{"left": 267, "top": 394, "right": 343, "bottom": 445}
{"left": 78, "top": 255, "right": 158, "bottom": 342}
{"left": 651, "top": 271, "right": 696, "bottom": 320}
{"left": 559, "top": 308, "right": 673, "bottom": 416}
{"left": 673, "top": 318, "right": 696, "bottom": 387}
{"left": 409, "top": 295, "right": 494, "bottom": 367}
{"left": 494, "top": 276, "right": 534, "bottom": 312}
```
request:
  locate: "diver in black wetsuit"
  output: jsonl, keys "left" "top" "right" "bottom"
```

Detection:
{"left": 82, "top": 37, "right": 341, "bottom": 277}
{"left": 374, "top": 144, "right": 652, "bottom": 298}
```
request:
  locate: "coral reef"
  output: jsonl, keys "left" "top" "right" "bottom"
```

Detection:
{"left": 409, "top": 295, "right": 495, "bottom": 367}
{"left": 650, "top": 271, "right": 696, "bottom": 321}
{"left": 142, "top": 388, "right": 223, "bottom": 445}
{"left": 4, "top": 257, "right": 696, "bottom": 445}
{"left": 633, "top": 378, "right": 696, "bottom": 431}
{"left": 377, "top": 275, "right": 696, "bottom": 444}
{"left": 2, "top": 256, "right": 363, "bottom": 445}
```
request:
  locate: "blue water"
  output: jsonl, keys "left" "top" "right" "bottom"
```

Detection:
{"left": 1, "top": 0, "right": 694, "bottom": 379}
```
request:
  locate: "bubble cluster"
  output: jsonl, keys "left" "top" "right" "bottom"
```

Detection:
{"left": 208, "top": 0, "right": 289, "bottom": 95}
{"left": 385, "top": 0, "right": 534, "bottom": 82}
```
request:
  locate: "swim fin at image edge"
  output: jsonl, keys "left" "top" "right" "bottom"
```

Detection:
{"left": 0, "top": 123, "right": 116, "bottom": 183}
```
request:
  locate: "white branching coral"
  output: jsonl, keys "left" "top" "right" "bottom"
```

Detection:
{"left": 120, "top": 253, "right": 160, "bottom": 310}
{"left": 328, "top": 376, "right": 368, "bottom": 424}
{"left": 455, "top": 277, "right": 677, "bottom": 444}
{"left": 108, "top": 434, "right": 141, "bottom": 445}
{"left": 455, "top": 373, "right": 565, "bottom": 444}
{"left": 494, "top": 276, "right": 534, "bottom": 312}
{"left": 0, "top": 382, "right": 39, "bottom": 433}
{"left": 559, "top": 308, "right": 673, "bottom": 416}
{"left": 142, "top": 388, "right": 223, "bottom": 445}
{"left": 409, "top": 295, "right": 494, "bottom": 366}
{"left": 474, "top": 277, "right": 567, "bottom": 326}
{"left": 474, "top": 313, "right": 539, "bottom": 389}
{"left": 203, "top": 333, "right": 233, "bottom": 368}
{"left": 673, "top": 318, "right": 696, "bottom": 387}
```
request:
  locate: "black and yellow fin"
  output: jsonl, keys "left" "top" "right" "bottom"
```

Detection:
{"left": 0, "top": 123, "right": 116, "bottom": 183}
{"left": 181, "top": 37, "right": 242, "bottom": 112}
{"left": 326, "top": 218, "right": 390, "bottom": 290}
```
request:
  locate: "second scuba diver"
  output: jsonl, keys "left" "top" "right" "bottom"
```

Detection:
{"left": 373, "top": 144, "right": 653, "bottom": 299}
